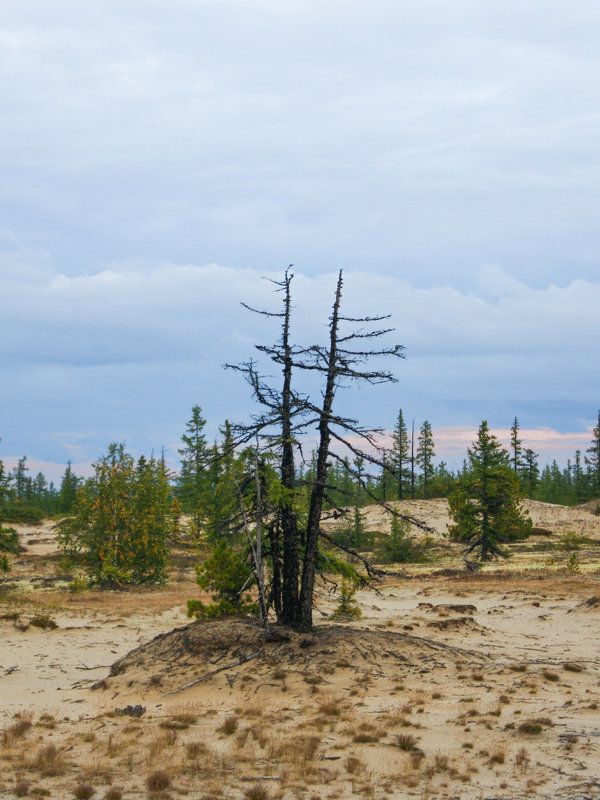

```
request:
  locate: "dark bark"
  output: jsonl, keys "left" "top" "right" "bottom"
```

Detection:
{"left": 278, "top": 270, "right": 300, "bottom": 625}
{"left": 297, "top": 271, "right": 343, "bottom": 630}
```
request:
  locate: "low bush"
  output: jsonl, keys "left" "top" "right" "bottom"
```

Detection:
{"left": 374, "top": 516, "right": 428, "bottom": 564}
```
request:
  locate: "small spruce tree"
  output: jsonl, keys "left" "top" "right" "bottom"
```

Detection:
{"left": 448, "top": 421, "right": 532, "bottom": 561}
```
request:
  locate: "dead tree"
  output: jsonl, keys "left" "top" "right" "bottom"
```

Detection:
{"left": 231, "top": 268, "right": 426, "bottom": 631}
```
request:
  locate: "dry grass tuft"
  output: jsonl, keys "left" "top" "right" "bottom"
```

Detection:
{"left": 394, "top": 733, "right": 418, "bottom": 752}
{"left": 146, "top": 769, "right": 171, "bottom": 792}
{"left": 542, "top": 670, "right": 559, "bottom": 682}
{"left": 518, "top": 720, "right": 542, "bottom": 735}
{"left": 2, "top": 715, "right": 33, "bottom": 744}
{"left": 103, "top": 790, "right": 123, "bottom": 800}
{"left": 30, "top": 613, "right": 58, "bottom": 630}
{"left": 186, "top": 740, "right": 208, "bottom": 759}
{"left": 244, "top": 784, "right": 270, "bottom": 800}
{"left": 345, "top": 755, "right": 364, "bottom": 774}
{"left": 515, "top": 747, "right": 530, "bottom": 773}
{"left": 73, "top": 784, "right": 95, "bottom": 800}
{"left": 218, "top": 715, "right": 239, "bottom": 735}
{"left": 563, "top": 662, "right": 585, "bottom": 673}
{"left": 14, "top": 781, "right": 30, "bottom": 798}
{"left": 30, "top": 743, "right": 67, "bottom": 776}
{"left": 316, "top": 692, "right": 345, "bottom": 718}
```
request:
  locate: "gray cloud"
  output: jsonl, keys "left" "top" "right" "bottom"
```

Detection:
{"left": 2, "top": 2, "right": 599, "bottom": 467}
{"left": 1, "top": 257, "right": 597, "bottom": 465}
{"left": 2, "top": 2, "right": 600, "bottom": 284}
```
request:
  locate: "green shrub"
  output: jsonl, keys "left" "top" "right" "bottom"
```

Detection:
{"left": 374, "top": 516, "right": 427, "bottom": 564}
{"left": 0, "top": 524, "right": 19, "bottom": 572}
{"left": 566, "top": 552, "right": 580, "bottom": 574}
{"left": 187, "top": 540, "right": 257, "bottom": 619}
{"left": 68, "top": 576, "right": 89, "bottom": 593}
{"left": 332, "top": 578, "right": 362, "bottom": 620}
{"left": 330, "top": 506, "right": 375, "bottom": 551}
{"left": 57, "top": 444, "right": 175, "bottom": 586}
{"left": 2, "top": 503, "right": 45, "bottom": 523}
{"left": 558, "top": 532, "right": 595, "bottom": 551}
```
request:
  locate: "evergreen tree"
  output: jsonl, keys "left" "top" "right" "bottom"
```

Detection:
{"left": 57, "top": 443, "right": 174, "bottom": 585}
{"left": 585, "top": 411, "right": 600, "bottom": 498}
{"left": 573, "top": 450, "right": 588, "bottom": 502}
{"left": 374, "top": 514, "right": 426, "bottom": 564}
{"left": 59, "top": 461, "right": 80, "bottom": 514}
{"left": 430, "top": 460, "right": 455, "bottom": 497}
{"left": 178, "top": 405, "right": 209, "bottom": 536}
{"left": 12, "top": 456, "right": 29, "bottom": 502}
{"left": 410, "top": 420, "right": 416, "bottom": 498}
{"left": 448, "top": 421, "right": 532, "bottom": 560}
{"left": 0, "top": 451, "right": 19, "bottom": 571}
{"left": 510, "top": 417, "right": 523, "bottom": 475}
{"left": 391, "top": 409, "right": 410, "bottom": 499}
{"left": 520, "top": 448, "right": 539, "bottom": 498}
{"left": 416, "top": 420, "right": 435, "bottom": 498}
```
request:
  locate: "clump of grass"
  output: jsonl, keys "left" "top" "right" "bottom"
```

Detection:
{"left": 410, "top": 752, "right": 425, "bottom": 770}
{"left": 2, "top": 715, "right": 32, "bottom": 744}
{"left": 490, "top": 750, "right": 505, "bottom": 764}
{"left": 345, "top": 755, "right": 363, "bottom": 774}
{"left": 160, "top": 711, "right": 196, "bottom": 730}
{"left": 304, "top": 674, "right": 323, "bottom": 686}
{"left": 103, "top": 790, "right": 123, "bottom": 800}
{"left": 394, "top": 733, "right": 418, "bottom": 752}
{"left": 14, "top": 781, "right": 29, "bottom": 798}
{"left": 30, "top": 614, "right": 58, "bottom": 630}
{"left": 509, "top": 663, "right": 527, "bottom": 672}
{"left": 563, "top": 662, "right": 585, "bottom": 673}
{"left": 433, "top": 752, "right": 449, "bottom": 771}
{"left": 146, "top": 770, "right": 171, "bottom": 792}
{"left": 73, "top": 784, "right": 95, "bottom": 800}
{"left": 316, "top": 692, "right": 344, "bottom": 718}
{"left": 353, "top": 732, "right": 379, "bottom": 743}
{"left": 472, "top": 672, "right": 484, "bottom": 681}
{"left": 186, "top": 740, "right": 208, "bottom": 759}
{"left": 542, "top": 670, "right": 559, "bottom": 682}
{"left": 244, "top": 784, "right": 270, "bottom": 800}
{"left": 217, "top": 715, "right": 238, "bottom": 735}
{"left": 515, "top": 747, "right": 530, "bottom": 773}
{"left": 31, "top": 744, "right": 66, "bottom": 776}
{"left": 271, "top": 734, "right": 320, "bottom": 768}
{"left": 518, "top": 721, "right": 542, "bottom": 735}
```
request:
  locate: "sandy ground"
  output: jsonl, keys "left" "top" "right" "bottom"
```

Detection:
{"left": 0, "top": 501, "right": 599, "bottom": 800}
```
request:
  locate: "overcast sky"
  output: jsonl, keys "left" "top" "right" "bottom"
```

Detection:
{"left": 1, "top": 1, "right": 599, "bottom": 480}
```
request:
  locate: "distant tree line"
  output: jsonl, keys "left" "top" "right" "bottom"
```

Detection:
{"left": 2, "top": 412, "right": 599, "bottom": 527}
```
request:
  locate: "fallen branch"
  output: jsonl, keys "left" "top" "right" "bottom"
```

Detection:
{"left": 160, "top": 650, "right": 262, "bottom": 697}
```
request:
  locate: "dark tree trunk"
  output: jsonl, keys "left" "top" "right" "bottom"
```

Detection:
{"left": 297, "top": 271, "right": 343, "bottom": 631}
{"left": 279, "top": 271, "right": 300, "bottom": 625}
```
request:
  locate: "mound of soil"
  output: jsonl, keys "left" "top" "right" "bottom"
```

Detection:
{"left": 102, "top": 617, "right": 485, "bottom": 697}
